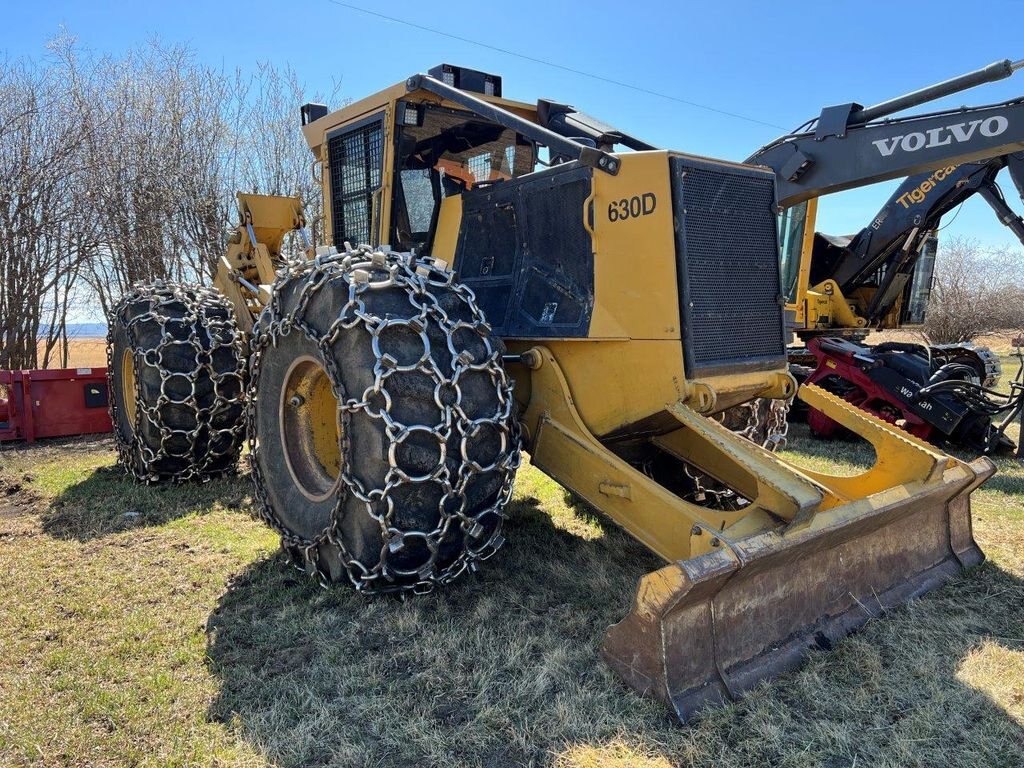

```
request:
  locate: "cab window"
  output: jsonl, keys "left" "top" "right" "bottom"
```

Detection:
{"left": 326, "top": 114, "right": 385, "bottom": 248}
{"left": 390, "top": 103, "right": 535, "bottom": 252}
{"left": 778, "top": 201, "right": 808, "bottom": 304}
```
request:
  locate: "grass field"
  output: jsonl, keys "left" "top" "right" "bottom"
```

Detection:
{"left": 33, "top": 338, "right": 108, "bottom": 370}
{"left": 0, "top": 421, "right": 1023, "bottom": 767}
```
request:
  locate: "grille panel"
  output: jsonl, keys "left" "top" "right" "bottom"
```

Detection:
{"left": 671, "top": 157, "right": 785, "bottom": 376}
{"left": 328, "top": 118, "right": 384, "bottom": 247}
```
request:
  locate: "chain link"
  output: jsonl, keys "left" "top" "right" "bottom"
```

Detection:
{"left": 682, "top": 396, "right": 793, "bottom": 507}
{"left": 722, "top": 396, "right": 792, "bottom": 451}
{"left": 107, "top": 281, "right": 248, "bottom": 483}
{"left": 246, "top": 245, "right": 522, "bottom": 594}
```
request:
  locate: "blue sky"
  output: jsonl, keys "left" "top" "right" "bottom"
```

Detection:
{"left": 4, "top": 0, "right": 1024, "bottom": 248}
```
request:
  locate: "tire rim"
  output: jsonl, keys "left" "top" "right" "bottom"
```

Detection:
{"left": 279, "top": 355, "right": 343, "bottom": 502}
{"left": 119, "top": 348, "right": 137, "bottom": 426}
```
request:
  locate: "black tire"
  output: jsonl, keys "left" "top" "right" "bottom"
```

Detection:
{"left": 106, "top": 281, "right": 247, "bottom": 482}
{"left": 248, "top": 248, "right": 520, "bottom": 593}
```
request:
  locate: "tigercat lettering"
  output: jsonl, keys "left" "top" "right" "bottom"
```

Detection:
{"left": 895, "top": 165, "right": 960, "bottom": 208}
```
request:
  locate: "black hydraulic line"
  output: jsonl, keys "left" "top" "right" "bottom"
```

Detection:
{"left": 919, "top": 378, "right": 1016, "bottom": 399}
{"left": 1007, "top": 152, "right": 1024, "bottom": 199}
{"left": 406, "top": 74, "right": 621, "bottom": 175}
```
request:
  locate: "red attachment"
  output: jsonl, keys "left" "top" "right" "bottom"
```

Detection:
{"left": 0, "top": 367, "right": 112, "bottom": 443}
{"left": 804, "top": 338, "right": 934, "bottom": 442}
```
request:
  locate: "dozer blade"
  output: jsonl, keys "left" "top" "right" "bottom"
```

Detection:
{"left": 602, "top": 384, "right": 994, "bottom": 721}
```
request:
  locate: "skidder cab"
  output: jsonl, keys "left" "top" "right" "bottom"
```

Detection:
{"left": 108, "top": 63, "right": 995, "bottom": 720}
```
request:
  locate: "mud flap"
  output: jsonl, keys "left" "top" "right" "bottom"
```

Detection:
{"left": 601, "top": 384, "right": 995, "bottom": 721}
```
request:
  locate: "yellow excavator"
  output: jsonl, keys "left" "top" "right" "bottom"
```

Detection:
{"left": 107, "top": 63, "right": 999, "bottom": 720}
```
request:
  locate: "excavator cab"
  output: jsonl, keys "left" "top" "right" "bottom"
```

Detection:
{"left": 777, "top": 200, "right": 810, "bottom": 308}
{"left": 776, "top": 196, "right": 929, "bottom": 338}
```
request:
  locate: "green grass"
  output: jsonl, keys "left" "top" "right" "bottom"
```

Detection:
{"left": 1, "top": 429, "right": 1023, "bottom": 767}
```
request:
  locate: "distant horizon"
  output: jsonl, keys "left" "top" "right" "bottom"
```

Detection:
{"left": 37, "top": 322, "right": 108, "bottom": 339}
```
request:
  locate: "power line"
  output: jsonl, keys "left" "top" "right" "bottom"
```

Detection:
{"left": 324, "top": 0, "right": 787, "bottom": 131}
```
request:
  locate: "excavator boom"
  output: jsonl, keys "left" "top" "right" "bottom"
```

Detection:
{"left": 749, "top": 58, "right": 1024, "bottom": 333}
{"left": 750, "top": 58, "right": 1024, "bottom": 207}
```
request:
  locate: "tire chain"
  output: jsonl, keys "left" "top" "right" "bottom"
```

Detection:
{"left": 246, "top": 245, "right": 522, "bottom": 594}
{"left": 730, "top": 397, "right": 792, "bottom": 452}
{"left": 107, "top": 281, "right": 248, "bottom": 483}
{"left": 688, "top": 397, "right": 793, "bottom": 507}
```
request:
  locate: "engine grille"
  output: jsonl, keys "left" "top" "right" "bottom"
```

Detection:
{"left": 670, "top": 156, "right": 786, "bottom": 377}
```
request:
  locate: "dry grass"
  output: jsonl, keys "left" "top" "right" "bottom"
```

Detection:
{"left": 0, "top": 428, "right": 1022, "bottom": 767}
{"left": 31, "top": 338, "right": 108, "bottom": 370}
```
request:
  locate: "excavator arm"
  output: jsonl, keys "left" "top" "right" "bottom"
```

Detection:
{"left": 824, "top": 155, "right": 1023, "bottom": 290}
{"left": 808, "top": 152, "right": 1024, "bottom": 324}
{"left": 866, "top": 156, "right": 1024, "bottom": 323}
{"left": 749, "top": 59, "right": 1024, "bottom": 208}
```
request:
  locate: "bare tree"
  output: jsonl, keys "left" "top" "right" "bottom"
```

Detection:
{"left": 0, "top": 55, "right": 90, "bottom": 369}
{"left": 59, "top": 41, "right": 340, "bottom": 311}
{"left": 230, "top": 62, "right": 342, "bottom": 247}
{"left": 0, "top": 36, "right": 342, "bottom": 369}
{"left": 56, "top": 40, "right": 230, "bottom": 312}
{"left": 921, "top": 237, "right": 1024, "bottom": 344}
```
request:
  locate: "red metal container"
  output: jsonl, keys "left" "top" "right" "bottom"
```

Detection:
{"left": 0, "top": 367, "right": 112, "bottom": 442}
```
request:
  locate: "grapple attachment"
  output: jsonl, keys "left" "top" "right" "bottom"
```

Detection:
{"left": 601, "top": 384, "right": 993, "bottom": 721}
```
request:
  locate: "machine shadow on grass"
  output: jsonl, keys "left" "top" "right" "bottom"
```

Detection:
{"left": 204, "top": 492, "right": 1024, "bottom": 768}
{"left": 40, "top": 460, "right": 252, "bottom": 542}
{"left": 980, "top": 472, "right": 1024, "bottom": 499}
{"left": 205, "top": 495, "right": 663, "bottom": 767}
